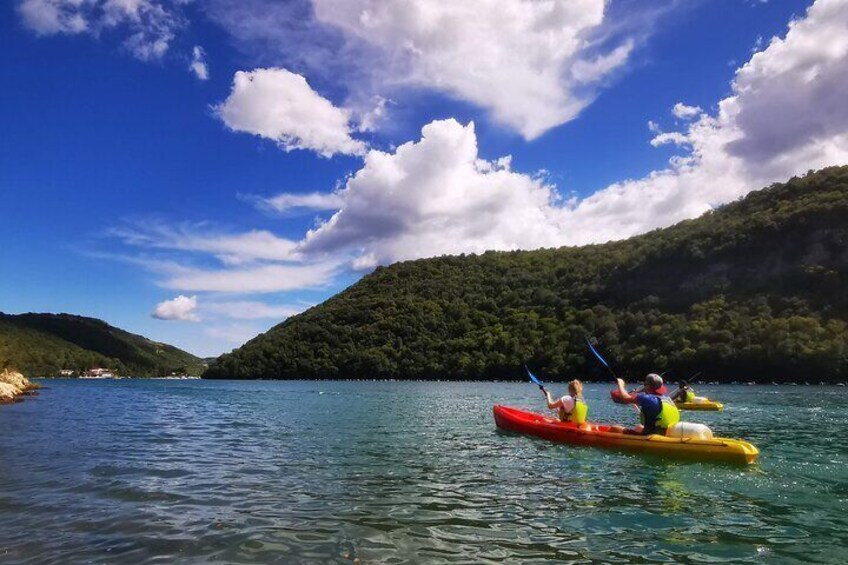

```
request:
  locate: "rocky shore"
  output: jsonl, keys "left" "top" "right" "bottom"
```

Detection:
{"left": 0, "top": 368, "right": 40, "bottom": 403}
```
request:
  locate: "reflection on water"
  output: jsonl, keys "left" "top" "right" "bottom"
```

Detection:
{"left": 1, "top": 380, "right": 846, "bottom": 563}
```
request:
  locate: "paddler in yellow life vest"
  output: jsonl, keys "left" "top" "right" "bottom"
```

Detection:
{"left": 614, "top": 373, "right": 680, "bottom": 435}
{"left": 670, "top": 380, "right": 697, "bottom": 403}
{"left": 544, "top": 379, "right": 588, "bottom": 425}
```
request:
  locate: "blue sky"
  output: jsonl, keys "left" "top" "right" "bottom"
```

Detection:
{"left": 2, "top": 0, "right": 845, "bottom": 357}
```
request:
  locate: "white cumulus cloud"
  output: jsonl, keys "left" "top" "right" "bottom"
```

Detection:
{"left": 189, "top": 45, "right": 209, "bottom": 80}
{"left": 17, "top": 0, "right": 89, "bottom": 34}
{"left": 310, "top": 0, "right": 635, "bottom": 140}
{"left": 672, "top": 102, "right": 703, "bottom": 120}
{"left": 300, "top": 118, "right": 567, "bottom": 265}
{"left": 152, "top": 295, "right": 199, "bottom": 321}
{"left": 650, "top": 131, "right": 690, "bottom": 147}
{"left": 17, "top": 0, "right": 181, "bottom": 60}
{"left": 215, "top": 68, "right": 367, "bottom": 158}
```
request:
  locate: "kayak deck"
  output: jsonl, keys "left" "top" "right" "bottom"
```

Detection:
{"left": 675, "top": 400, "right": 724, "bottom": 411}
{"left": 493, "top": 405, "right": 758, "bottom": 465}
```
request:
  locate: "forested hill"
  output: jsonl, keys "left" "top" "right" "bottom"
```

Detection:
{"left": 205, "top": 166, "right": 848, "bottom": 383}
{"left": 0, "top": 313, "right": 205, "bottom": 377}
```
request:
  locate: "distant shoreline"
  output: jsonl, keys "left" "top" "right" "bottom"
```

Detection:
{"left": 35, "top": 375, "right": 201, "bottom": 380}
{"left": 33, "top": 377, "right": 848, "bottom": 386}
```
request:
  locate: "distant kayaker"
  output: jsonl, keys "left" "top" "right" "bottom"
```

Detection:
{"left": 544, "top": 379, "right": 588, "bottom": 425}
{"left": 671, "top": 380, "right": 697, "bottom": 403}
{"left": 612, "top": 373, "right": 680, "bottom": 435}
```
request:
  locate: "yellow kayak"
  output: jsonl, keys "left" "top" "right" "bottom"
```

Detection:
{"left": 675, "top": 399, "right": 724, "bottom": 411}
{"left": 494, "top": 405, "right": 758, "bottom": 464}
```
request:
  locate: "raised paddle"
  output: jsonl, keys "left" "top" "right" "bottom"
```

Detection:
{"left": 586, "top": 337, "right": 640, "bottom": 412}
{"left": 525, "top": 366, "right": 562, "bottom": 422}
{"left": 585, "top": 337, "right": 619, "bottom": 381}
{"left": 525, "top": 365, "right": 546, "bottom": 394}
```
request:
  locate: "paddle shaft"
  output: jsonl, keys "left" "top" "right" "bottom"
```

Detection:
{"left": 586, "top": 338, "right": 642, "bottom": 413}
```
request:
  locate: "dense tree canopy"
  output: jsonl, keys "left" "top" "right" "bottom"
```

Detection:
{"left": 204, "top": 166, "right": 848, "bottom": 382}
{"left": 0, "top": 313, "right": 205, "bottom": 377}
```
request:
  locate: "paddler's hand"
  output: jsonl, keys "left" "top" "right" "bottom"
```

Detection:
{"left": 614, "top": 378, "right": 630, "bottom": 400}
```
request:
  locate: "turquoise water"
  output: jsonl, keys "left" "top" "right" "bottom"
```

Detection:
{"left": 1, "top": 380, "right": 846, "bottom": 564}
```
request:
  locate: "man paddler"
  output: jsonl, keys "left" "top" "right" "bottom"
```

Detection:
{"left": 613, "top": 373, "right": 680, "bottom": 435}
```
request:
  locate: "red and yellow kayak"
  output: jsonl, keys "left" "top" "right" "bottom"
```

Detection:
{"left": 493, "top": 405, "right": 758, "bottom": 465}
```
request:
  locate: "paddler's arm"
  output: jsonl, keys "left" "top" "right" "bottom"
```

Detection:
{"left": 545, "top": 390, "right": 562, "bottom": 409}
{"left": 615, "top": 378, "right": 638, "bottom": 403}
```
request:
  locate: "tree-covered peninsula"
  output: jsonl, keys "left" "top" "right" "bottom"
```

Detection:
{"left": 205, "top": 167, "right": 848, "bottom": 382}
{"left": 0, "top": 313, "right": 205, "bottom": 377}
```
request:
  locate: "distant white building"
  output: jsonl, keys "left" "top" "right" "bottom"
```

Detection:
{"left": 58, "top": 369, "right": 74, "bottom": 376}
{"left": 81, "top": 368, "right": 115, "bottom": 378}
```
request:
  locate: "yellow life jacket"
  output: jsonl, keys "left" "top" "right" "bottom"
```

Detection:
{"left": 684, "top": 390, "right": 696, "bottom": 403}
{"left": 564, "top": 398, "right": 588, "bottom": 425}
{"left": 640, "top": 395, "right": 681, "bottom": 431}
{"left": 657, "top": 396, "right": 681, "bottom": 430}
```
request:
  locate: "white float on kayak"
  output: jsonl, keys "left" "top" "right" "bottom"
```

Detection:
{"left": 667, "top": 422, "right": 714, "bottom": 440}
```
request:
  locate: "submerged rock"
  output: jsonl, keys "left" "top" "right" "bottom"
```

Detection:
{"left": 0, "top": 368, "right": 39, "bottom": 403}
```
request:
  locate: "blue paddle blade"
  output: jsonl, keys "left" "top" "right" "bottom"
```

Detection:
{"left": 525, "top": 365, "right": 544, "bottom": 388}
{"left": 585, "top": 337, "right": 611, "bottom": 369}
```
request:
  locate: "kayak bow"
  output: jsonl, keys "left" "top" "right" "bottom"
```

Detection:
{"left": 493, "top": 405, "right": 758, "bottom": 465}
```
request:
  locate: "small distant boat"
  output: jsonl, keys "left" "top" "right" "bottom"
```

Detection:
{"left": 675, "top": 399, "right": 724, "bottom": 411}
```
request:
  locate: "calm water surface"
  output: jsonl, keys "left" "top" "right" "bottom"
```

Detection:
{"left": 1, "top": 380, "right": 846, "bottom": 564}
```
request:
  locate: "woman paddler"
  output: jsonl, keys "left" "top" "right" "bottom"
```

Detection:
{"left": 544, "top": 379, "right": 588, "bottom": 425}
{"left": 612, "top": 373, "right": 680, "bottom": 435}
